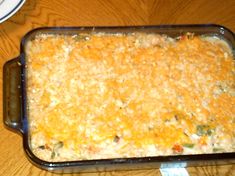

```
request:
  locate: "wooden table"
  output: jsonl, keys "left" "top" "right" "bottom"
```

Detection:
{"left": 0, "top": 0, "right": 234, "bottom": 175}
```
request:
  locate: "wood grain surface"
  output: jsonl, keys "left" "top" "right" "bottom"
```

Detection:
{"left": 0, "top": 0, "right": 235, "bottom": 175}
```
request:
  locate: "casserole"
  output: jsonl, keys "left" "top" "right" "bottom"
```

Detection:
{"left": 3, "top": 24, "right": 235, "bottom": 173}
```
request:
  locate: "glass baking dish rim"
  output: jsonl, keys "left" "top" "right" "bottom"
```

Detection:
{"left": 15, "top": 24, "right": 235, "bottom": 170}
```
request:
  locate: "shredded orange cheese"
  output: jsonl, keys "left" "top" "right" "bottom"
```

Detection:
{"left": 26, "top": 32, "right": 235, "bottom": 161}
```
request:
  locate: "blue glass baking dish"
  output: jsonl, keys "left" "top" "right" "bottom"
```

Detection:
{"left": 3, "top": 24, "right": 235, "bottom": 173}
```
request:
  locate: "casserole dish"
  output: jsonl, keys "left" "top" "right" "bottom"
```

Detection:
{"left": 3, "top": 24, "right": 235, "bottom": 173}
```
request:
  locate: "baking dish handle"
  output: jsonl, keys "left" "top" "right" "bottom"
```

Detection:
{"left": 3, "top": 56, "right": 23, "bottom": 134}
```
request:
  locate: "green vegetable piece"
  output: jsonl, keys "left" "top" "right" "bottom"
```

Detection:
{"left": 196, "top": 125, "right": 213, "bottom": 136}
{"left": 207, "top": 129, "right": 213, "bottom": 136}
{"left": 183, "top": 143, "right": 195, "bottom": 148}
{"left": 74, "top": 35, "right": 90, "bottom": 41}
{"left": 213, "top": 148, "right": 224, "bottom": 152}
{"left": 113, "top": 135, "right": 120, "bottom": 143}
{"left": 54, "top": 141, "right": 63, "bottom": 150}
{"left": 38, "top": 145, "right": 45, "bottom": 150}
{"left": 51, "top": 151, "right": 56, "bottom": 159}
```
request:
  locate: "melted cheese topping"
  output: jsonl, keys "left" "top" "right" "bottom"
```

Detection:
{"left": 26, "top": 32, "right": 235, "bottom": 161}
